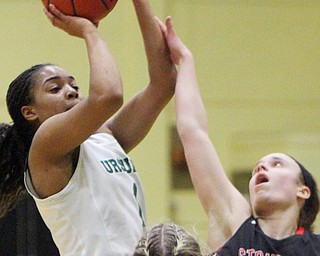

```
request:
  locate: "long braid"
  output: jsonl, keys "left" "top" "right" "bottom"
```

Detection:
{"left": 0, "top": 123, "right": 26, "bottom": 217}
{"left": 0, "top": 63, "right": 51, "bottom": 217}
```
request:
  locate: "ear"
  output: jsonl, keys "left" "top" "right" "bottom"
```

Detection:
{"left": 297, "top": 185, "right": 311, "bottom": 200}
{"left": 21, "top": 105, "right": 38, "bottom": 121}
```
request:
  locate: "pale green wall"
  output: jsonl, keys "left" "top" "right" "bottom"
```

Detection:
{"left": 1, "top": 0, "right": 320, "bottom": 247}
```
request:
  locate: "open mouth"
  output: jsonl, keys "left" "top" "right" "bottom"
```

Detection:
{"left": 255, "top": 173, "right": 269, "bottom": 185}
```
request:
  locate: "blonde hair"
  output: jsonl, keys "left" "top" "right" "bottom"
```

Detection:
{"left": 133, "top": 223, "right": 202, "bottom": 256}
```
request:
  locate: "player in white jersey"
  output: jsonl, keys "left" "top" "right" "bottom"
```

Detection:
{"left": 25, "top": 133, "right": 146, "bottom": 255}
{"left": 0, "top": 0, "right": 176, "bottom": 255}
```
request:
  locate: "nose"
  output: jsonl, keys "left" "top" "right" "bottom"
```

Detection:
{"left": 66, "top": 86, "right": 78, "bottom": 99}
{"left": 255, "top": 163, "right": 267, "bottom": 173}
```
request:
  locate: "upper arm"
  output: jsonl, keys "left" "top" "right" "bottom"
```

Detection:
{"left": 180, "top": 129, "right": 251, "bottom": 240}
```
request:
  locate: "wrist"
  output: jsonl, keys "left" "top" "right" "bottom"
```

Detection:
{"left": 178, "top": 50, "right": 194, "bottom": 65}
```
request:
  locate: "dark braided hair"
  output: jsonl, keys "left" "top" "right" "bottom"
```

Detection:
{"left": 0, "top": 63, "right": 52, "bottom": 217}
{"left": 133, "top": 223, "right": 202, "bottom": 256}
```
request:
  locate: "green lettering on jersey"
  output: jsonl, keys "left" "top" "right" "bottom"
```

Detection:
{"left": 100, "top": 160, "right": 114, "bottom": 173}
{"left": 100, "top": 157, "right": 137, "bottom": 174}
{"left": 109, "top": 159, "right": 122, "bottom": 173}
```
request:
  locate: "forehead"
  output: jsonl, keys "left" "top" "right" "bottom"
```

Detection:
{"left": 258, "top": 153, "right": 301, "bottom": 170}
{"left": 36, "top": 65, "right": 71, "bottom": 82}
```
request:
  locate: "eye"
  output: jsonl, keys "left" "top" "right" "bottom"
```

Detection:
{"left": 49, "top": 85, "right": 61, "bottom": 93}
{"left": 69, "top": 80, "right": 79, "bottom": 91}
{"left": 72, "top": 84, "right": 79, "bottom": 91}
{"left": 273, "top": 161, "right": 282, "bottom": 167}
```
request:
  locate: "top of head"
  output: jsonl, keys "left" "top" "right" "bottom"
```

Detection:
{"left": 42, "top": 0, "right": 118, "bottom": 23}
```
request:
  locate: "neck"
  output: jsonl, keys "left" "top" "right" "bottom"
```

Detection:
{"left": 254, "top": 208, "right": 299, "bottom": 239}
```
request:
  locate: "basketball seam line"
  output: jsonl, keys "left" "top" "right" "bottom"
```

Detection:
{"left": 71, "top": 0, "right": 77, "bottom": 16}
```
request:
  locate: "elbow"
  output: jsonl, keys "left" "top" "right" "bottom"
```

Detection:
{"left": 104, "top": 90, "right": 123, "bottom": 113}
{"left": 113, "top": 91, "right": 124, "bottom": 109}
{"left": 90, "top": 84, "right": 124, "bottom": 115}
{"left": 103, "top": 78, "right": 124, "bottom": 111}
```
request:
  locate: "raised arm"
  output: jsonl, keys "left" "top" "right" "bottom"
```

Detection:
{"left": 106, "top": 0, "right": 177, "bottom": 153}
{"left": 29, "top": 5, "right": 123, "bottom": 197}
{"left": 159, "top": 17, "right": 251, "bottom": 250}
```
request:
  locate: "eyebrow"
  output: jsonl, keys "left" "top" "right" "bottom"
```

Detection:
{"left": 271, "top": 156, "right": 283, "bottom": 162}
{"left": 43, "top": 75, "right": 75, "bottom": 85}
{"left": 255, "top": 156, "right": 286, "bottom": 166}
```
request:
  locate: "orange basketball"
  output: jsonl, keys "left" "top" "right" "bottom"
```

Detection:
{"left": 42, "top": 0, "right": 118, "bottom": 23}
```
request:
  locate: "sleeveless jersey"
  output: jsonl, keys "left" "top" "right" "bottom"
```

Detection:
{"left": 25, "top": 133, "right": 146, "bottom": 256}
{"left": 213, "top": 217, "right": 320, "bottom": 256}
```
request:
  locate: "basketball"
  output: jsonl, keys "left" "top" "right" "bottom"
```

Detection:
{"left": 42, "top": 0, "right": 118, "bottom": 23}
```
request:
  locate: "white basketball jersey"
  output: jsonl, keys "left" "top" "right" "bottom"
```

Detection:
{"left": 25, "top": 133, "right": 146, "bottom": 256}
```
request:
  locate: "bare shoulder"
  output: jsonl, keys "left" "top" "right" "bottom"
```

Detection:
{"left": 28, "top": 144, "right": 78, "bottom": 199}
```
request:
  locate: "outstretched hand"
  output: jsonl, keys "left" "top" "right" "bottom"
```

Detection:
{"left": 43, "top": 4, "right": 99, "bottom": 38}
{"left": 155, "top": 16, "right": 192, "bottom": 65}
